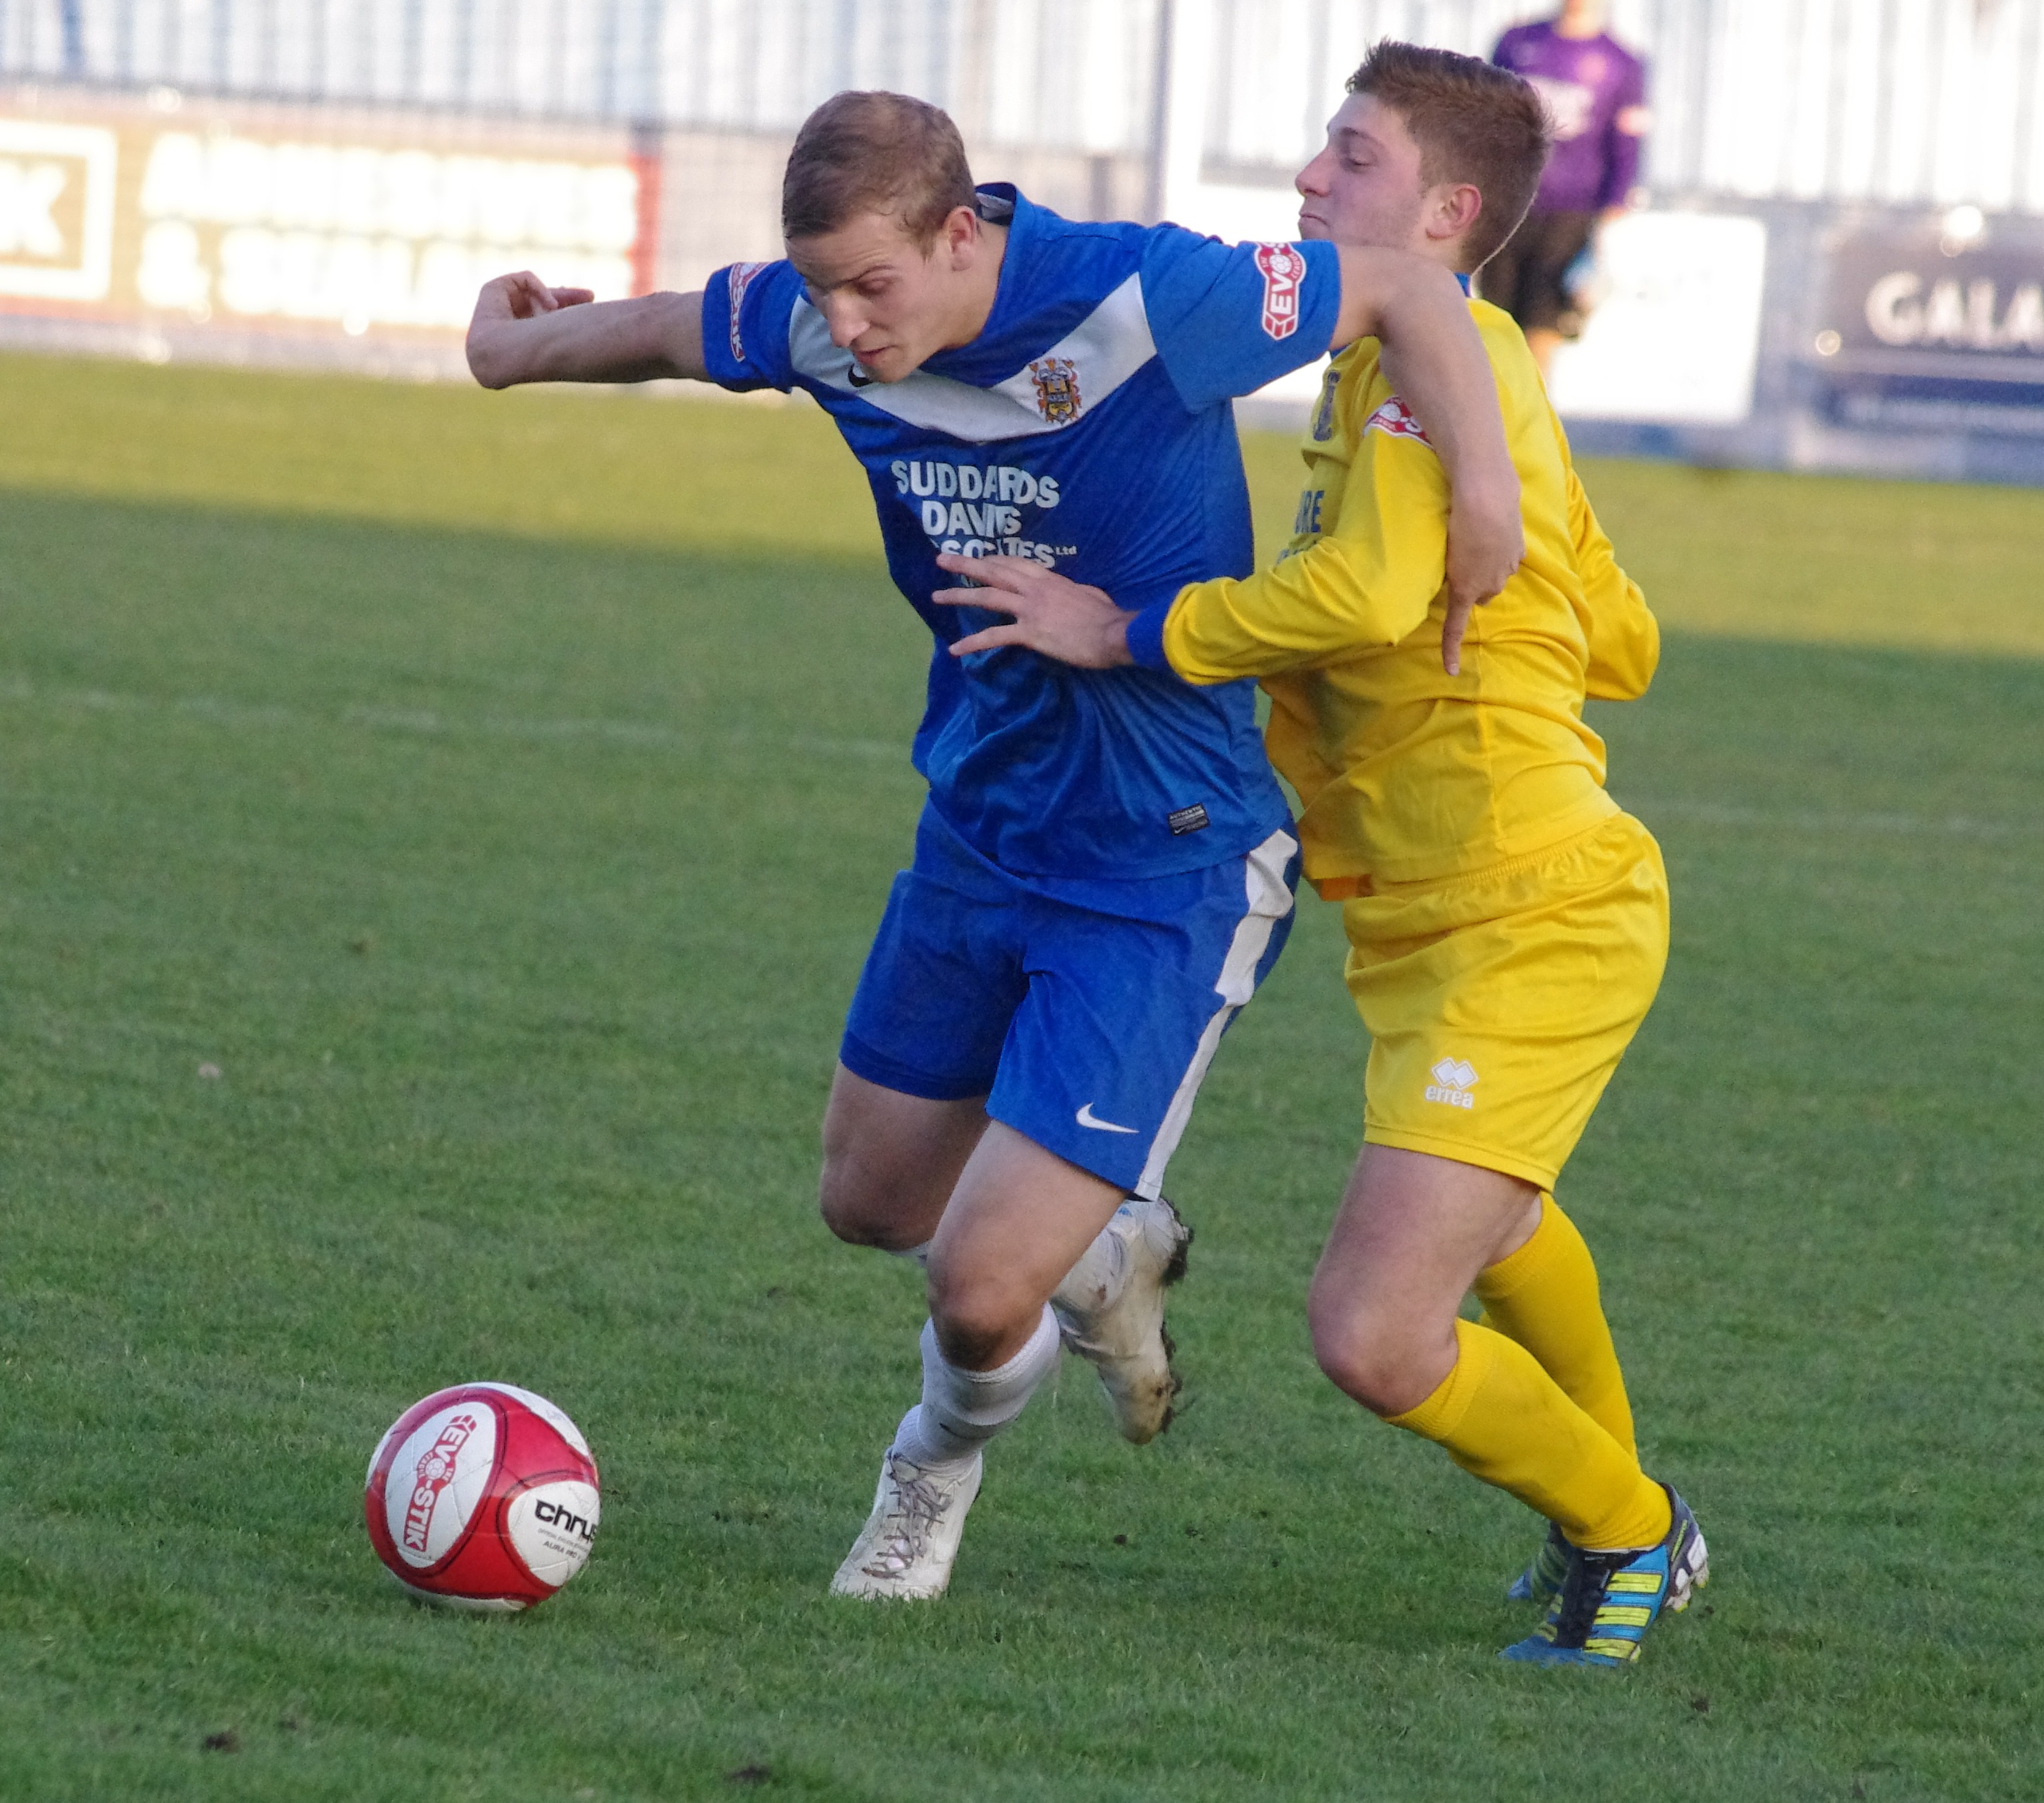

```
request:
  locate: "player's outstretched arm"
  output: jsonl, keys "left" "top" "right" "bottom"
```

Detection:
{"left": 1331, "top": 246, "right": 1522, "bottom": 636}
{"left": 466, "top": 271, "right": 709, "bottom": 389}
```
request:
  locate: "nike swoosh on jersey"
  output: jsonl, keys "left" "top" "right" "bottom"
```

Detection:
{"left": 1076, "top": 1103, "right": 1138, "bottom": 1134}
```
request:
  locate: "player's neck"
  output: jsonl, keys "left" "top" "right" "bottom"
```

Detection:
{"left": 1553, "top": 7, "right": 1605, "bottom": 38}
{"left": 943, "top": 219, "right": 1010, "bottom": 351}
{"left": 1397, "top": 233, "right": 1472, "bottom": 282}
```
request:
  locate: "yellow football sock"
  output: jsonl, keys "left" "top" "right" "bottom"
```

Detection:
{"left": 1387, "top": 1318, "right": 1671, "bottom": 1552}
{"left": 1473, "top": 1194, "right": 1637, "bottom": 1459}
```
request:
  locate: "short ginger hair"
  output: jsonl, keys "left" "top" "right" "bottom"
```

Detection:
{"left": 782, "top": 91, "right": 979, "bottom": 246}
{"left": 1348, "top": 41, "right": 1552, "bottom": 269}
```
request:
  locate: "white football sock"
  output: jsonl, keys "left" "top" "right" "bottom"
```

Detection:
{"left": 891, "top": 1305, "right": 1061, "bottom": 1474}
{"left": 1051, "top": 1216, "right": 1128, "bottom": 1317}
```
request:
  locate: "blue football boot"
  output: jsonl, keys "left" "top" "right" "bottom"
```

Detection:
{"left": 1506, "top": 1519, "right": 1572, "bottom": 1603}
{"left": 1499, "top": 1488, "right": 1709, "bottom": 1668}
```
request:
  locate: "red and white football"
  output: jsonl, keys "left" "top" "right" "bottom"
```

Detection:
{"left": 364, "top": 1382, "right": 600, "bottom": 1612}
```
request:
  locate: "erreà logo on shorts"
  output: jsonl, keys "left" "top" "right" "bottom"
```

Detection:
{"left": 1254, "top": 243, "right": 1307, "bottom": 340}
{"left": 402, "top": 1412, "right": 479, "bottom": 1554}
{"left": 1425, "top": 1057, "right": 1478, "bottom": 1109}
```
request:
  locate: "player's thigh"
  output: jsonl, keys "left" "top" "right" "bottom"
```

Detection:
{"left": 1345, "top": 816, "right": 1668, "bottom": 1193}
{"left": 987, "top": 827, "right": 1299, "bottom": 1203}
{"left": 818, "top": 1063, "right": 991, "bottom": 1250}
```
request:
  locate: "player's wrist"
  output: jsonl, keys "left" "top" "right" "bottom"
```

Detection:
{"left": 1121, "top": 599, "right": 1177, "bottom": 672}
{"left": 1097, "top": 612, "right": 1136, "bottom": 668}
{"left": 466, "top": 321, "right": 526, "bottom": 390}
{"left": 1455, "top": 468, "right": 1522, "bottom": 522}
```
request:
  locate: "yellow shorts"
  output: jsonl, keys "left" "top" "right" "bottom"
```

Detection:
{"left": 1341, "top": 812, "right": 1668, "bottom": 1191}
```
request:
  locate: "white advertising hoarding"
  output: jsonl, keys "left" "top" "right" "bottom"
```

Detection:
{"left": 1546, "top": 211, "right": 1770, "bottom": 426}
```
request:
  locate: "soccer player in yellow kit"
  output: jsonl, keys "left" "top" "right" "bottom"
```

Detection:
{"left": 935, "top": 41, "right": 1707, "bottom": 1668}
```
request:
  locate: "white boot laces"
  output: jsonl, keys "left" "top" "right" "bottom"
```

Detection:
{"left": 865, "top": 1455, "right": 951, "bottom": 1576}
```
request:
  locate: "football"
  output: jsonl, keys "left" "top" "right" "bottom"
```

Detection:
{"left": 364, "top": 1382, "right": 601, "bottom": 1612}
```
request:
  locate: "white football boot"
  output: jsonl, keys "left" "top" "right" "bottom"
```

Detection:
{"left": 829, "top": 1448, "right": 983, "bottom": 1600}
{"left": 1052, "top": 1196, "right": 1192, "bottom": 1445}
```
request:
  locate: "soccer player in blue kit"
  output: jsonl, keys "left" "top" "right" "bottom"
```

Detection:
{"left": 466, "top": 90, "right": 1523, "bottom": 1599}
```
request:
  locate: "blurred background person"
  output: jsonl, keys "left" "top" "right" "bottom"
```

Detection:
{"left": 1483, "top": 1, "right": 1649, "bottom": 381}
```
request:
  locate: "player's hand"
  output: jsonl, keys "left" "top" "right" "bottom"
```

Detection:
{"left": 932, "top": 554, "right": 1135, "bottom": 668}
{"left": 475, "top": 270, "right": 597, "bottom": 323}
{"left": 1440, "top": 486, "right": 1522, "bottom": 677}
{"left": 466, "top": 273, "right": 599, "bottom": 387}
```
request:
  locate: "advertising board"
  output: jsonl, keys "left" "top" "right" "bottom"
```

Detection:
{"left": 1546, "top": 211, "right": 1771, "bottom": 427}
{"left": 0, "top": 88, "right": 654, "bottom": 366}
{"left": 1809, "top": 218, "right": 2044, "bottom": 440}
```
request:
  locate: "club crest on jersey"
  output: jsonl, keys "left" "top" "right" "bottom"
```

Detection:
{"left": 1030, "top": 355, "right": 1083, "bottom": 425}
{"left": 1254, "top": 243, "right": 1308, "bottom": 340}
{"left": 727, "top": 262, "right": 770, "bottom": 363}
{"left": 1363, "top": 395, "right": 1430, "bottom": 444}
{"left": 1310, "top": 365, "right": 1340, "bottom": 441}
{"left": 403, "top": 1412, "right": 479, "bottom": 1554}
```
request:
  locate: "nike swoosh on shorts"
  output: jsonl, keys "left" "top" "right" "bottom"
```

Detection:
{"left": 1076, "top": 1103, "right": 1138, "bottom": 1134}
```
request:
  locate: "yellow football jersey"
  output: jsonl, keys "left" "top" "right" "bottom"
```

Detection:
{"left": 1159, "top": 300, "right": 1658, "bottom": 894}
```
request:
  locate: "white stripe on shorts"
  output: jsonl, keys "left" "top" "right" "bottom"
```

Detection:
{"left": 1131, "top": 827, "right": 1298, "bottom": 1200}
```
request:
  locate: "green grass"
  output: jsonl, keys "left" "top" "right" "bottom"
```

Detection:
{"left": 2, "top": 355, "right": 2040, "bottom": 1801}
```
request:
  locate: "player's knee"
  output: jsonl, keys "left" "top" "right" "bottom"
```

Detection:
{"left": 926, "top": 1264, "right": 1030, "bottom": 1371}
{"left": 1308, "top": 1290, "right": 1419, "bottom": 1417}
{"left": 816, "top": 1157, "right": 890, "bottom": 1248}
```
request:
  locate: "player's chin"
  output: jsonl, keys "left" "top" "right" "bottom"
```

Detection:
{"left": 855, "top": 347, "right": 910, "bottom": 382}
{"left": 1296, "top": 213, "right": 1332, "bottom": 241}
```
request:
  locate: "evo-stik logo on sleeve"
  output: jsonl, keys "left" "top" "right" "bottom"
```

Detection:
{"left": 1253, "top": 243, "right": 1307, "bottom": 341}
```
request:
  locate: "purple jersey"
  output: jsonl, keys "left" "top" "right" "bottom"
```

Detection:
{"left": 1492, "top": 23, "right": 1648, "bottom": 215}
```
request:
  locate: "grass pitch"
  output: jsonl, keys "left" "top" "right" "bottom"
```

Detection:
{"left": 2, "top": 356, "right": 2040, "bottom": 1802}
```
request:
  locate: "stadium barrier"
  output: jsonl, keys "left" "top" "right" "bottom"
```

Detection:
{"left": 0, "top": 80, "right": 1143, "bottom": 380}
{"left": 1547, "top": 200, "right": 2044, "bottom": 488}
{"left": 0, "top": 83, "right": 649, "bottom": 378}
{"left": 6, "top": 77, "right": 2044, "bottom": 484}
{"left": 1170, "top": 169, "right": 2044, "bottom": 487}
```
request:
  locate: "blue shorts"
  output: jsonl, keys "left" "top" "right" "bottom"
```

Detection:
{"left": 840, "top": 805, "right": 1300, "bottom": 1195}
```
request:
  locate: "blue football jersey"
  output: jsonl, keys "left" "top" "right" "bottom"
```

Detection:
{"left": 701, "top": 186, "right": 1340, "bottom": 879}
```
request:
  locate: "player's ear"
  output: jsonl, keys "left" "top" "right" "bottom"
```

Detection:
{"left": 1431, "top": 183, "right": 1484, "bottom": 246}
{"left": 940, "top": 204, "right": 981, "bottom": 268}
